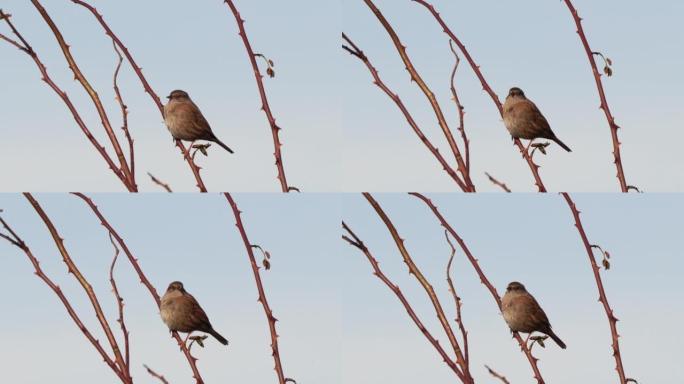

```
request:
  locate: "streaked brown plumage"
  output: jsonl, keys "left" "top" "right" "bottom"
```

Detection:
{"left": 502, "top": 281, "right": 566, "bottom": 349}
{"left": 164, "top": 90, "right": 234, "bottom": 153}
{"left": 503, "top": 87, "right": 571, "bottom": 152}
{"left": 160, "top": 281, "right": 228, "bottom": 345}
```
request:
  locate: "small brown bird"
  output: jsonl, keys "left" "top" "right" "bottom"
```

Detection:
{"left": 164, "top": 90, "right": 234, "bottom": 153}
{"left": 160, "top": 281, "right": 228, "bottom": 345}
{"left": 502, "top": 281, "right": 566, "bottom": 349}
{"left": 503, "top": 87, "right": 571, "bottom": 152}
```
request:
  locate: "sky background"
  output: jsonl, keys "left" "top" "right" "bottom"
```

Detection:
{"left": 0, "top": 193, "right": 341, "bottom": 383}
{"left": 342, "top": 193, "right": 683, "bottom": 383}
{"left": 1, "top": 0, "right": 340, "bottom": 191}
{"left": 342, "top": 0, "right": 684, "bottom": 191}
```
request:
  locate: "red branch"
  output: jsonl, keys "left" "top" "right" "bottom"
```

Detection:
{"left": 561, "top": 193, "right": 628, "bottom": 383}
{"left": 73, "top": 193, "right": 205, "bottom": 384}
{"left": 363, "top": 0, "right": 474, "bottom": 192}
{"left": 224, "top": 193, "right": 290, "bottom": 383}
{"left": 342, "top": 33, "right": 467, "bottom": 190}
{"left": 410, "top": 192, "right": 546, "bottom": 384}
{"left": 448, "top": 41, "right": 470, "bottom": 173}
{"left": 561, "top": 0, "right": 628, "bottom": 192}
{"left": 363, "top": 193, "right": 471, "bottom": 382}
{"left": 485, "top": 172, "right": 512, "bottom": 193}
{"left": 411, "top": 0, "right": 547, "bottom": 192}
{"left": 0, "top": 10, "right": 130, "bottom": 189}
{"left": 108, "top": 233, "right": 131, "bottom": 378}
{"left": 341, "top": 221, "right": 464, "bottom": 379}
{"left": 0, "top": 214, "right": 128, "bottom": 383}
{"left": 223, "top": 1, "right": 292, "bottom": 193}
{"left": 112, "top": 41, "right": 135, "bottom": 183}
{"left": 485, "top": 365, "right": 511, "bottom": 384}
{"left": 144, "top": 364, "right": 170, "bottom": 384}
{"left": 70, "top": 0, "right": 208, "bottom": 192}
{"left": 30, "top": 0, "right": 136, "bottom": 190}
{"left": 444, "top": 231, "right": 469, "bottom": 366}
{"left": 24, "top": 193, "right": 131, "bottom": 383}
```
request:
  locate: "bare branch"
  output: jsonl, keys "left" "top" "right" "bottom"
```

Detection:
{"left": 485, "top": 172, "right": 512, "bottom": 193}
{"left": 485, "top": 365, "right": 511, "bottom": 384}
{"left": 147, "top": 172, "right": 173, "bottom": 192}
{"left": 144, "top": 364, "right": 170, "bottom": 384}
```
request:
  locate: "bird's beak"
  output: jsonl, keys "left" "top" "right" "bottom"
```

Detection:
{"left": 166, "top": 95, "right": 171, "bottom": 99}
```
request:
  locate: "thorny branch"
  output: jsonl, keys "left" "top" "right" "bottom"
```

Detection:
{"left": 144, "top": 364, "right": 170, "bottom": 384}
{"left": 108, "top": 233, "right": 131, "bottom": 378}
{"left": 341, "top": 221, "right": 464, "bottom": 379}
{"left": 561, "top": 193, "right": 630, "bottom": 384}
{"left": 224, "top": 193, "right": 294, "bottom": 384}
{"left": 444, "top": 230, "right": 469, "bottom": 366}
{"left": 223, "top": 1, "right": 294, "bottom": 193}
{"left": 485, "top": 365, "right": 511, "bottom": 384}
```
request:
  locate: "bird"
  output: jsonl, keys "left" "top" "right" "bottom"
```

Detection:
{"left": 503, "top": 87, "right": 571, "bottom": 152}
{"left": 160, "top": 281, "right": 229, "bottom": 345}
{"left": 164, "top": 89, "right": 234, "bottom": 153}
{"left": 501, "top": 281, "right": 566, "bottom": 349}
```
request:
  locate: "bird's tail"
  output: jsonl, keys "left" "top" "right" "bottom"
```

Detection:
{"left": 552, "top": 136, "right": 572, "bottom": 152}
{"left": 209, "top": 328, "right": 229, "bottom": 345}
{"left": 210, "top": 135, "right": 234, "bottom": 154}
{"left": 546, "top": 329, "right": 566, "bottom": 349}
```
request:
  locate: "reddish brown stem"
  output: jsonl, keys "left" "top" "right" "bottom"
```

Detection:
{"left": 561, "top": 1, "right": 628, "bottom": 192}
{"left": 223, "top": 1, "right": 292, "bottom": 193}
{"left": 410, "top": 192, "right": 546, "bottom": 384}
{"left": 448, "top": 41, "right": 470, "bottom": 173}
{"left": 342, "top": 33, "right": 467, "bottom": 190}
{"left": 0, "top": 215, "right": 127, "bottom": 383}
{"left": 107, "top": 233, "right": 131, "bottom": 377}
{"left": 112, "top": 41, "right": 134, "bottom": 183}
{"left": 73, "top": 193, "right": 205, "bottom": 384}
{"left": 0, "top": 10, "right": 129, "bottom": 188}
{"left": 144, "top": 364, "right": 170, "bottom": 384}
{"left": 561, "top": 193, "right": 628, "bottom": 383}
{"left": 485, "top": 365, "right": 511, "bottom": 384}
{"left": 363, "top": 0, "right": 474, "bottom": 192}
{"left": 30, "top": 0, "right": 136, "bottom": 191}
{"left": 224, "top": 193, "right": 289, "bottom": 384}
{"left": 485, "top": 172, "right": 512, "bottom": 193}
{"left": 70, "top": 0, "right": 207, "bottom": 192}
{"left": 444, "top": 231, "right": 469, "bottom": 367}
{"left": 147, "top": 172, "right": 173, "bottom": 192}
{"left": 411, "top": 0, "right": 547, "bottom": 192}
{"left": 24, "top": 193, "right": 131, "bottom": 383}
{"left": 342, "top": 221, "right": 464, "bottom": 379}
{"left": 363, "top": 193, "right": 471, "bottom": 383}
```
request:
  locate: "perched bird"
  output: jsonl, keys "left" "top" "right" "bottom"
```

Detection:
{"left": 164, "top": 90, "right": 234, "bottom": 153}
{"left": 502, "top": 281, "right": 566, "bottom": 349}
{"left": 160, "top": 281, "right": 228, "bottom": 345}
{"left": 503, "top": 87, "right": 571, "bottom": 152}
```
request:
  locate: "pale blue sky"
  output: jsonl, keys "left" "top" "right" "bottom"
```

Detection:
{"left": 342, "top": 0, "right": 684, "bottom": 191}
{"left": 1, "top": 0, "right": 340, "bottom": 191}
{"left": 342, "top": 193, "right": 683, "bottom": 383}
{"left": 0, "top": 193, "right": 341, "bottom": 383}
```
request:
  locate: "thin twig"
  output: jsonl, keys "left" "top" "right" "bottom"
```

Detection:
{"left": 410, "top": 192, "right": 546, "bottom": 384}
{"left": 225, "top": 193, "right": 291, "bottom": 384}
{"left": 108, "top": 233, "right": 131, "bottom": 378}
{"left": 485, "top": 365, "right": 511, "bottom": 384}
{"left": 485, "top": 172, "right": 512, "bottom": 193}
{"left": 444, "top": 230, "right": 469, "bottom": 366}
{"left": 223, "top": 1, "right": 293, "bottom": 193}
{"left": 112, "top": 41, "right": 134, "bottom": 182}
{"left": 561, "top": 193, "right": 628, "bottom": 384}
{"left": 342, "top": 33, "right": 467, "bottom": 190}
{"left": 342, "top": 221, "right": 464, "bottom": 379}
{"left": 363, "top": 193, "right": 472, "bottom": 382}
{"left": 561, "top": 1, "right": 628, "bottom": 192}
{"left": 147, "top": 172, "right": 173, "bottom": 192}
{"left": 448, "top": 41, "right": 470, "bottom": 172}
{"left": 144, "top": 364, "right": 170, "bottom": 384}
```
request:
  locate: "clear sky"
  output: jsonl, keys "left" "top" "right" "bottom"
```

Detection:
{"left": 1, "top": 0, "right": 340, "bottom": 191}
{"left": 0, "top": 193, "right": 341, "bottom": 383}
{"left": 342, "top": 0, "right": 684, "bottom": 191}
{"left": 342, "top": 193, "right": 683, "bottom": 383}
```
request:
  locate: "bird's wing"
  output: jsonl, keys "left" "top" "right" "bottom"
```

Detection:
{"left": 517, "top": 101, "right": 553, "bottom": 137}
{"left": 521, "top": 294, "right": 551, "bottom": 327}
{"left": 186, "top": 293, "right": 213, "bottom": 330}
{"left": 188, "top": 102, "right": 214, "bottom": 139}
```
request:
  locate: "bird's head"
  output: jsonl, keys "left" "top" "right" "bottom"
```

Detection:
{"left": 508, "top": 87, "right": 525, "bottom": 99}
{"left": 166, "top": 281, "right": 186, "bottom": 293}
{"left": 506, "top": 281, "right": 527, "bottom": 293}
{"left": 167, "top": 89, "right": 190, "bottom": 101}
